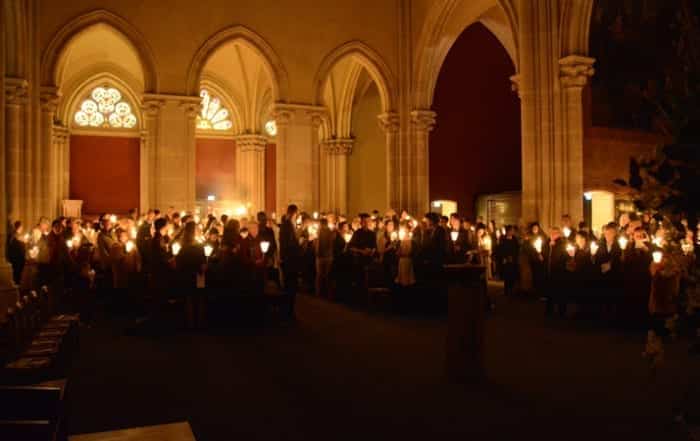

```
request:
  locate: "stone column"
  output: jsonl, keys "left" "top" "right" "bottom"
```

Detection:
{"left": 234, "top": 134, "right": 267, "bottom": 214}
{"left": 182, "top": 101, "right": 199, "bottom": 211}
{"left": 559, "top": 55, "right": 595, "bottom": 221}
{"left": 4, "top": 78, "right": 28, "bottom": 223}
{"left": 320, "top": 139, "right": 354, "bottom": 214}
{"left": 39, "top": 88, "right": 60, "bottom": 219}
{"left": 141, "top": 99, "right": 164, "bottom": 210}
{"left": 51, "top": 125, "right": 69, "bottom": 214}
{"left": 378, "top": 112, "right": 400, "bottom": 211}
{"left": 410, "top": 110, "right": 437, "bottom": 216}
{"left": 271, "top": 104, "right": 325, "bottom": 214}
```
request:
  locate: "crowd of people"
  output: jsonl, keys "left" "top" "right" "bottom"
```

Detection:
{"left": 4, "top": 205, "right": 699, "bottom": 339}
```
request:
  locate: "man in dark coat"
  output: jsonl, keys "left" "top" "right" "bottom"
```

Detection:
{"left": 279, "top": 204, "right": 301, "bottom": 319}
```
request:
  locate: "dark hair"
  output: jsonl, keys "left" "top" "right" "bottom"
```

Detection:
{"left": 320, "top": 218, "right": 328, "bottom": 227}
{"left": 154, "top": 218, "right": 168, "bottom": 234}
{"left": 449, "top": 213, "right": 459, "bottom": 220}
{"left": 604, "top": 222, "right": 618, "bottom": 231}
{"left": 182, "top": 221, "right": 196, "bottom": 245}
{"left": 425, "top": 212, "right": 440, "bottom": 225}
{"left": 287, "top": 204, "right": 299, "bottom": 217}
{"left": 257, "top": 211, "right": 267, "bottom": 223}
{"left": 13, "top": 220, "right": 22, "bottom": 232}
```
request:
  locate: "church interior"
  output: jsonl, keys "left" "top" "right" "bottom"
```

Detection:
{"left": 1, "top": 1, "right": 699, "bottom": 440}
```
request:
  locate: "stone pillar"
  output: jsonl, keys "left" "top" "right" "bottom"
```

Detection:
{"left": 234, "top": 134, "right": 267, "bottom": 214}
{"left": 51, "top": 125, "right": 69, "bottom": 213}
{"left": 559, "top": 55, "right": 595, "bottom": 221}
{"left": 4, "top": 78, "right": 28, "bottom": 223}
{"left": 144, "top": 94, "right": 199, "bottom": 210}
{"left": 518, "top": 0, "right": 594, "bottom": 228}
{"left": 39, "top": 88, "right": 60, "bottom": 219}
{"left": 378, "top": 112, "right": 400, "bottom": 211}
{"left": 320, "top": 139, "right": 354, "bottom": 214}
{"left": 410, "top": 110, "right": 437, "bottom": 216}
{"left": 141, "top": 99, "right": 164, "bottom": 210}
{"left": 271, "top": 104, "right": 325, "bottom": 214}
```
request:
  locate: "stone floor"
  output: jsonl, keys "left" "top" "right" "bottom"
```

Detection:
{"left": 63, "top": 285, "right": 699, "bottom": 440}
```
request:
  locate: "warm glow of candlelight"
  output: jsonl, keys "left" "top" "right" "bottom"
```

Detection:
{"left": 23, "top": 233, "right": 30, "bottom": 243}
{"left": 398, "top": 228, "right": 407, "bottom": 241}
{"left": 126, "top": 241, "right": 135, "bottom": 253}
{"left": 234, "top": 205, "right": 247, "bottom": 217}
{"left": 109, "top": 214, "right": 117, "bottom": 224}
{"left": 534, "top": 237, "right": 543, "bottom": 254}
{"left": 66, "top": 239, "right": 73, "bottom": 249}
{"left": 566, "top": 243, "right": 575, "bottom": 256}
{"left": 343, "top": 232, "right": 353, "bottom": 243}
{"left": 652, "top": 250, "right": 663, "bottom": 264}
{"left": 652, "top": 236, "right": 662, "bottom": 247}
{"left": 171, "top": 242, "right": 181, "bottom": 256}
{"left": 180, "top": 211, "right": 186, "bottom": 218}
{"left": 313, "top": 211, "right": 319, "bottom": 219}
{"left": 563, "top": 227, "right": 571, "bottom": 238}
{"left": 260, "top": 241, "right": 270, "bottom": 254}
{"left": 482, "top": 235, "right": 492, "bottom": 250}
{"left": 194, "top": 215, "right": 200, "bottom": 224}
{"left": 618, "top": 236, "right": 628, "bottom": 250}
{"left": 241, "top": 230, "right": 249, "bottom": 239}
{"left": 590, "top": 242, "right": 599, "bottom": 256}
{"left": 391, "top": 231, "right": 398, "bottom": 241}
{"left": 29, "top": 246, "right": 39, "bottom": 259}
{"left": 450, "top": 231, "right": 459, "bottom": 242}
{"left": 204, "top": 244, "right": 213, "bottom": 257}
{"left": 130, "top": 227, "right": 137, "bottom": 239}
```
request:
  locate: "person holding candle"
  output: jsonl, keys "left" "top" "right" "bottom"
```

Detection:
{"left": 279, "top": 204, "right": 302, "bottom": 319}
{"left": 348, "top": 213, "right": 379, "bottom": 297}
{"left": 620, "top": 226, "right": 653, "bottom": 320}
{"left": 497, "top": 225, "right": 520, "bottom": 297}
{"left": 7, "top": 221, "right": 26, "bottom": 286}
{"left": 596, "top": 222, "right": 624, "bottom": 311}
{"left": 542, "top": 227, "right": 569, "bottom": 317}
{"left": 314, "top": 218, "right": 335, "bottom": 298}
{"left": 173, "top": 221, "right": 207, "bottom": 328}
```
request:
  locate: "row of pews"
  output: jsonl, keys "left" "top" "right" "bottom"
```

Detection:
{"left": 0, "top": 285, "right": 80, "bottom": 440}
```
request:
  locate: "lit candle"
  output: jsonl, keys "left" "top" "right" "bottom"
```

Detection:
{"left": 566, "top": 243, "right": 575, "bottom": 257}
{"left": 482, "top": 236, "right": 492, "bottom": 251}
{"left": 130, "top": 227, "right": 137, "bottom": 239}
{"left": 126, "top": 241, "right": 135, "bottom": 253}
{"left": 343, "top": 232, "right": 353, "bottom": 243}
{"left": 652, "top": 250, "right": 663, "bottom": 264}
{"left": 618, "top": 236, "right": 628, "bottom": 250}
{"left": 682, "top": 242, "right": 693, "bottom": 255}
{"left": 652, "top": 237, "right": 662, "bottom": 247}
{"left": 180, "top": 211, "right": 186, "bottom": 218}
{"left": 313, "top": 211, "right": 319, "bottom": 220}
{"left": 234, "top": 206, "right": 247, "bottom": 217}
{"left": 23, "top": 233, "right": 30, "bottom": 243}
{"left": 171, "top": 242, "right": 181, "bottom": 256}
{"left": 450, "top": 231, "right": 459, "bottom": 242}
{"left": 391, "top": 231, "right": 398, "bottom": 241}
{"left": 398, "top": 228, "right": 407, "bottom": 241}
{"left": 29, "top": 246, "right": 39, "bottom": 259}
{"left": 204, "top": 244, "right": 213, "bottom": 257}
{"left": 590, "top": 241, "right": 599, "bottom": 256}
{"left": 66, "top": 239, "right": 73, "bottom": 249}
{"left": 563, "top": 227, "right": 571, "bottom": 238}
{"left": 109, "top": 214, "right": 117, "bottom": 224}
{"left": 194, "top": 215, "right": 200, "bottom": 224}
{"left": 534, "top": 237, "right": 543, "bottom": 254}
{"left": 241, "top": 230, "right": 249, "bottom": 239}
{"left": 260, "top": 241, "right": 270, "bottom": 254}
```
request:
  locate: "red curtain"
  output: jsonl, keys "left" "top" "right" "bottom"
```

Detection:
{"left": 195, "top": 138, "right": 236, "bottom": 201}
{"left": 69, "top": 135, "right": 140, "bottom": 215}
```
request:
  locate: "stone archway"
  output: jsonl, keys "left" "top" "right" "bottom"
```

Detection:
{"left": 313, "top": 41, "right": 398, "bottom": 213}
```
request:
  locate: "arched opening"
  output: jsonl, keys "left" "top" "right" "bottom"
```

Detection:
{"left": 429, "top": 22, "right": 521, "bottom": 219}
{"left": 315, "top": 43, "right": 395, "bottom": 215}
{"left": 51, "top": 23, "right": 148, "bottom": 217}
{"left": 194, "top": 33, "right": 281, "bottom": 215}
{"left": 349, "top": 76, "right": 386, "bottom": 214}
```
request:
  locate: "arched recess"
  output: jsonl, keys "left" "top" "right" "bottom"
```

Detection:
{"left": 191, "top": 29, "right": 285, "bottom": 214}
{"left": 41, "top": 9, "right": 159, "bottom": 92}
{"left": 313, "top": 41, "right": 396, "bottom": 114}
{"left": 413, "top": 0, "right": 518, "bottom": 109}
{"left": 313, "top": 42, "right": 396, "bottom": 214}
{"left": 186, "top": 25, "right": 289, "bottom": 102}
{"left": 45, "top": 17, "right": 154, "bottom": 216}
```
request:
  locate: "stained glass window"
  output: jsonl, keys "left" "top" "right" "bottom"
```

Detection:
{"left": 196, "top": 89, "right": 232, "bottom": 131}
{"left": 74, "top": 86, "right": 137, "bottom": 129}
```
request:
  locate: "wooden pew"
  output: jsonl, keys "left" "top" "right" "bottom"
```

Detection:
{"left": 0, "top": 379, "right": 66, "bottom": 441}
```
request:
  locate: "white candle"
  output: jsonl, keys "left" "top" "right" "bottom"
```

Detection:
{"left": 241, "top": 231, "right": 249, "bottom": 239}
{"left": 260, "top": 241, "right": 270, "bottom": 254}
{"left": 534, "top": 237, "right": 543, "bottom": 254}
{"left": 398, "top": 229, "right": 407, "bottom": 241}
{"left": 204, "top": 244, "right": 213, "bottom": 257}
{"left": 450, "top": 231, "right": 459, "bottom": 242}
{"left": 652, "top": 250, "right": 663, "bottom": 264}
{"left": 590, "top": 242, "right": 599, "bottom": 256}
{"left": 126, "top": 241, "right": 135, "bottom": 253}
{"left": 566, "top": 243, "right": 575, "bottom": 257}
{"left": 618, "top": 236, "right": 628, "bottom": 250}
{"left": 563, "top": 227, "right": 571, "bottom": 238}
{"left": 343, "top": 232, "right": 353, "bottom": 243}
{"left": 171, "top": 242, "right": 181, "bottom": 256}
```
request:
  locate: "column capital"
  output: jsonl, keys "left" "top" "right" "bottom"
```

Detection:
{"left": 559, "top": 55, "right": 595, "bottom": 89}
{"left": 234, "top": 134, "right": 268, "bottom": 152}
{"left": 51, "top": 125, "right": 69, "bottom": 143}
{"left": 39, "top": 86, "right": 61, "bottom": 112}
{"left": 141, "top": 98, "right": 165, "bottom": 117}
{"left": 5, "top": 77, "right": 29, "bottom": 104}
{"left": 410, "top": 110, "right": 437, "bottom": 132}
{"left": 321, "top": 138, "right": 354, "bottom": 155}
{"left": 271, "top": 103, "right": 327, "bottom": 127}
{"left": 377, "top": 112, "right": 400, "bottom": 133}
{"left": 179, "top": 100, "right": 201, "bottom": 120}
